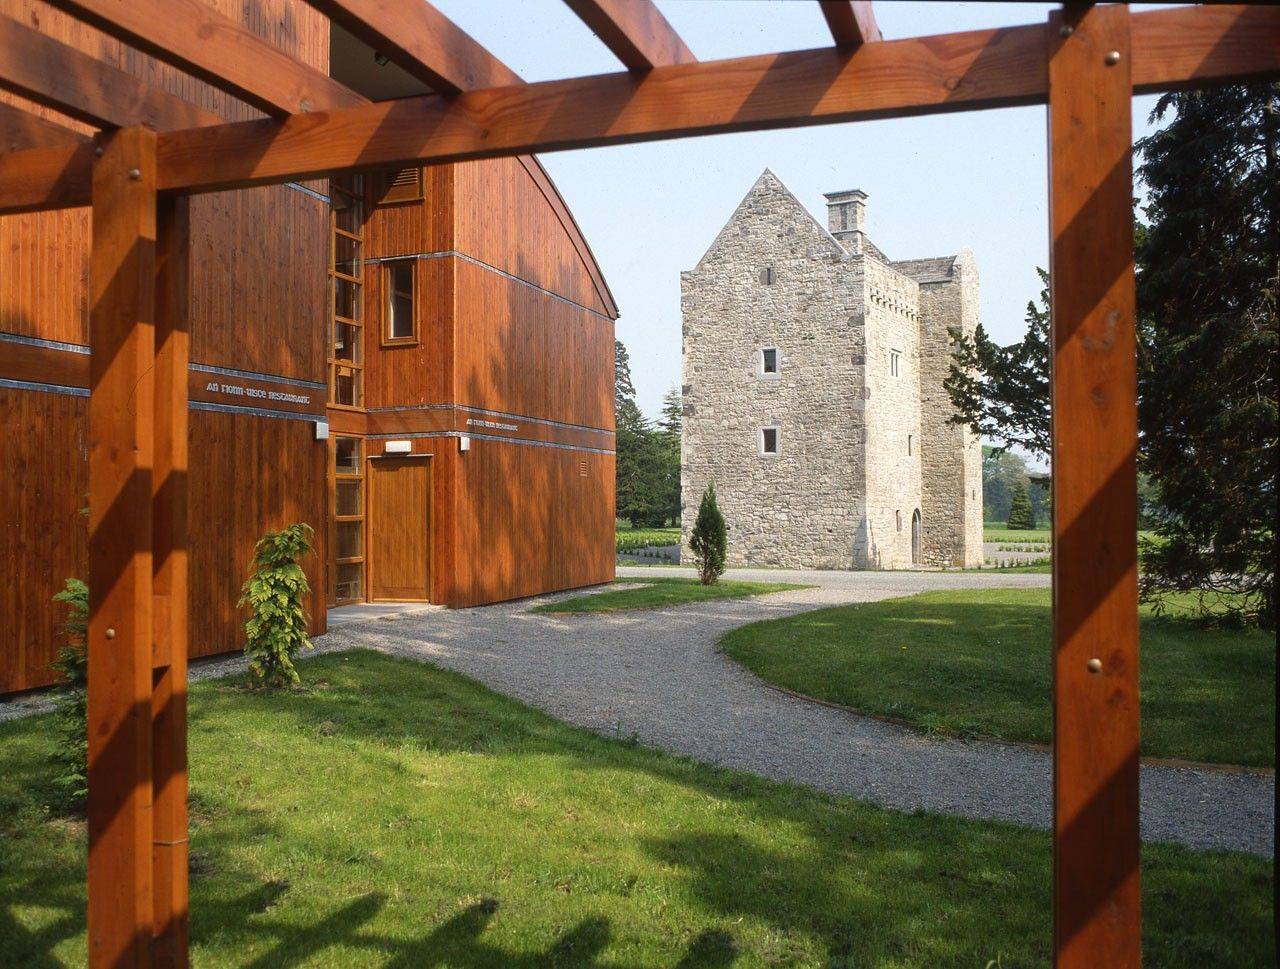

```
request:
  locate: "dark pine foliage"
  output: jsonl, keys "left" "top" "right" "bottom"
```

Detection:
{"left": 947, "top": 83, "right": 1278, "bottom": 627}
{"left": 689, "top": 483, "right": 727, "bottom": 585}
{"left": 944, "top": 269, "right": 1051, "bottom": 460}
{"left": 1005, "top": 480, "right": 1035, "bottom": 531}
{"left": 1135, "top": 83, "right": 1278, "bottom": 628}
{"left": 614, "top": 339, "right": 680, "bottom": 527}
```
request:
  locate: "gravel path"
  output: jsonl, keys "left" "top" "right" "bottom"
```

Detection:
{"left": 4, "top": 567, "right": 1271, "bottom": 856}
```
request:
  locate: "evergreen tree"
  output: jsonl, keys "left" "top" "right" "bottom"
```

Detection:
{"left": 655, "top": 386, "right": 683, "bottom": 524}
{"left": 658, "top": 386, "right": 682, "bottom": 436}
{"left": 614, "top": 339, "right": 653, "bottom": 524}
{"left": 947, "top": 83, "right": 1277, "bottom": 626}
{"left": 945, "top": 269, "right": 1051, "bottom": 459}
{"left": 614, "top": 338, "right": 636, "bottom": 410}
{"left": 1006, "top": 480, "right": 1035, "bottom": 531}
{"left": 1135, "top": 83, "right": 1278, "bottom": 627}
{"left": 982, "top": 446, "right": 1033, "bottom": 523}
{"left": 689, "top": 482, "right": 727, "bottom": 585}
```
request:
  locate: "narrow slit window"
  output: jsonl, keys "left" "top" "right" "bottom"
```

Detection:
{"left": 890, "top": 350, "right": 901, "bottom": 377}
{"left": 907, "top": 433, "right": 913, "bottom": 455}
{"left": 386, "top": 260, "right": 417, "bottom": 344}
{"left": 759, "top": 266, "right": 775, "bottom": 285}
{"left": 760, "top": 427, "right": 779, "bottom": 455}
{"left": 761, "top": 347, "right": 778, "bottom": 375}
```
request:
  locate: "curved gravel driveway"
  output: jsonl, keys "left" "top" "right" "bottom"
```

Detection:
{"left": 325, "top": 566, "right": 1273, "bottom": 857}
{"left": 5, "top": 566, "right": 1268, "bottom": 855}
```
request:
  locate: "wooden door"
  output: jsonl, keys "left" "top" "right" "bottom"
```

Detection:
{"left": 368, "top": 456, "right": 431, "bottom": 601}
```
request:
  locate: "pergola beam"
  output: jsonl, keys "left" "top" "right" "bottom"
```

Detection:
{"left": 1, "top": 4, "right": 1276, "bottom": 217}
{"left": 1048, "top": 5, "right": 1141, "bottom": 963}
{"left": 306, "top": 0, "right": 521, "bottom": 94}
{"left": 819, "top": 1, "right": 882, "bottom": 46}
{"left": 0, "top": 15, "right": 221, "bottom": 131}
{"left": 46, "top": 0, "right": 365, "bottom": 116}
{"left": 0, "top": 101, "right": 87, "bottom": 151}
{"left": 87, "top": 123, "right": 158, "bottom": 969}
{"left": 564, "top": 0, "right": 696, "bottom": 71}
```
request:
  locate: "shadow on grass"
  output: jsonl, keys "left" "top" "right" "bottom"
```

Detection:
{"left": 0, "top": 648, "right": 1272, "bottom": 967}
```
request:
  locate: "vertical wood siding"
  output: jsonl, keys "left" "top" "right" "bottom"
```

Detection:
{"left": 0, "top": 0, "right": 330, "bottom": 692}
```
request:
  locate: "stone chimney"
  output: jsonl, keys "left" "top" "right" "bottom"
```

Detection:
{"left": 824, "top": 189, "right": 868, "bottom": 252}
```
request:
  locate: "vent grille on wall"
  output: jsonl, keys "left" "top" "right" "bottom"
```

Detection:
{"left": 376, "top": 167, "right": 424, "bottom": 205}
{"left": 579, "top": 460, "right": 588, "bottom": 477}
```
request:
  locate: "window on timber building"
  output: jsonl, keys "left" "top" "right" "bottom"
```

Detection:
{"left": 329, "top": 175, "right": 365, "bottom": 408}
{"left": 890, "top": 350, "right": 901, "bottom": 378}
{"left": 332, "top": 436, "right": 365, "bottom": 605}
{"left": 760, "top": 347, "right": 779, "bottom": 376}
{"left": 760, "top": 427, "right": 779, "bottom": 455}
{"left": 384, "top": 259, "right": 417, "bottom": 345}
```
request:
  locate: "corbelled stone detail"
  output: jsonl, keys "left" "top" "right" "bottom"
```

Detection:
{"left": 680, "top": 169, "right": 982, "bottom": 569}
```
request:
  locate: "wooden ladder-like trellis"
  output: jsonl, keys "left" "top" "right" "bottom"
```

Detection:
{"left": 0, "top": 2, "right": 1276, "bottom": 966}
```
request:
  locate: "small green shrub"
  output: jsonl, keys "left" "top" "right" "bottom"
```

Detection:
{"left": 50, "top": 577, "right": 89, "bottom": 811}
{"left": 689, "top": 483, "right": 727, "bottom": 586}
{"left": 1006, "top": 480, "right": 1035, "bottom": 530}
{"left": 238, "top": 523, "right": 315, "bottom": 688}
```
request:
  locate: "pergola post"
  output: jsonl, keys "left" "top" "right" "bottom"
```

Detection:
{"left": 1047, "top": 5, "right": 1141, "bottom": 966}
{"left": 87, "top": 124, "right": 159, "bottom": 968}
{"left": 151, "top": 193, "right": 191, "bottom": 968}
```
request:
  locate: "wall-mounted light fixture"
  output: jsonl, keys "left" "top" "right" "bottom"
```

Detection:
{"left": 384, "top": 440, "right": 412, "bottom": 454}
{"left": 458, "top": 435, "right": 471, "bottom": 453}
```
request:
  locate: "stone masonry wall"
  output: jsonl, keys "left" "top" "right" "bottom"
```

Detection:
{"left": 680, "top": 171, "right": 867, "bottom": 568}
{"left": 912, "top": 250, "right": 985, "bottom": 567}
{"left": 681, "top": 169, "right": 980, "bottom": 570}
{"left": 859, "top": 258, "right": 923, "bottom": 568}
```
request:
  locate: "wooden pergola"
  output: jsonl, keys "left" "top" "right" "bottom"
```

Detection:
{"left": 1, "top": 1, "right": 1276, "bottom": 966}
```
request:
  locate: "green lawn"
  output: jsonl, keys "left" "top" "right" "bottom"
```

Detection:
{"left": 0, "top": 651, "right": 1272, "bottom": 967}
{"left": 616, "top": 526, "right": 681, "bottom": 553}
{"left": 971, "top": 561, "right": 1052, "bottom": 574}
{"left": 534, "top": 577, "right": 805, "bottom": 614}
{"left": 983, "top": 524, "right": 1050, "bottom": 543}
{"left": 981, "top": 525, "right": 1159, "bottom": 546}
{"left": 723, "top": 589, "right": 1276, "bottom": 767}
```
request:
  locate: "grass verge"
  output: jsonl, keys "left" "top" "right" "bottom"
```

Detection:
{"left": 534, "top": 577, "right": 806, "bottom": 614}
{"left": 722, "top": 589, "right": 1275, "bottom": 767}
{"left": 616, "top": 526, "right": 681, "bottom": 552}
{"left": 983, "top": 525, "right": 1050, "bottom": 543}
{"left": 0, "top": 650, "right": 1272, "bottom": 967}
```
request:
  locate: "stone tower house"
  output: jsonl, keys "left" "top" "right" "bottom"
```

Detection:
{"left": 680, "top": 170, "right": 982, "bottom": 569}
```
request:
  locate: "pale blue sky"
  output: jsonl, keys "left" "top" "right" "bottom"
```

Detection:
{"left": 431, "top": 1, "right": 1164, "bottom": 420}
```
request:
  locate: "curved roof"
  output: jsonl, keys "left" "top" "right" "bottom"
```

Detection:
{"left": 517, "top": 155, "right": 619, "bottom": 320}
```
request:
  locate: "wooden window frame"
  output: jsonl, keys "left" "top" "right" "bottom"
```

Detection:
{"left": 328, "top": 176, "right": 366, "bottom": 410}
{"left": 330, "top": 435, "right": 366, "bottom": 606}
{"left": 382, "top": 257, "right": 419, "bottom": 347}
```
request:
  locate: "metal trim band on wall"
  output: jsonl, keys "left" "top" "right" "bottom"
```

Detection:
{"left": 190, "top": 400, "right": 323, "bottom": 422}
{"left": 366, "top": 401, "right": 614, "bottom": 437}
{"left": 365, "top": 250, "right": 615, "bottom": 322}
{"left": 366, "top": 429, "right": 614, "bottom": 456}
{"left": 189, "top": 361, "right": 326, "bottom": 390}
{"left": 0, "top": 377, "right": 89, "bottom": 397}
{"left": 0, "top": 331, "right": 90, "bottom": 355}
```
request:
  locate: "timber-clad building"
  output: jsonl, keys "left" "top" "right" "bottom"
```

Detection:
{"left": 0, "top": 0, "right": 618, "bottom": 694}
